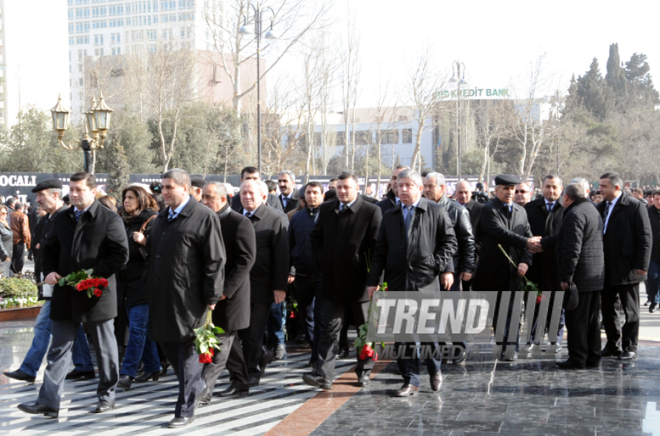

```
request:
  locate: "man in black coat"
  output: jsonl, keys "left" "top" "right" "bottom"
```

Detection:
{"left": 472, "top": 175, "right": 539, "bottom": 360}
{"left": 368, "top": 169, "right": 457, "bottom": 396}
{"left": 200, "top": 182, "right": 256, "bottom": 401}
{"left": 597, "top": 172, "right": 652, "bottom": 360}
{"left": 277, "top": 170, "right": 300, "bottom": 214}
{"left": 238, "top": 179, "right": 290, "bottom": 386}
{"left": 375, "top": 165, "right": 409, "bottom": 215}
{"left": 289, "top": 182, "right": 325, "bottom": 368}
{"left": 455, "top": 180, "right": 483, "bottom": 292}
{"left": 144, "top": 169, "right": 226, "bottom": 428}
{"left": 18, "top": 173, "right": 129, "bottom": 418}
{"left": 647, "top": 191, "right": 660, "bottom": 313}
{"left": 543, "top": 183, "right": 605, "bottom": 369}
{"left": 303, "top": 171, "right": 382, "bottom": 390}
{"left": 525, "top": 175, "right": 564, "bottom": 351}
{"left": 231, "top": 166, "right": 284, "bottom": 213}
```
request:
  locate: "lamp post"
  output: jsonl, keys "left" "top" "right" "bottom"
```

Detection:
{"left": 449, "top": 61, "right": 467, "bottom": 179}
{"left": 50, "top": 92, "right": 113, "bottom": 174}
{"left": 239, "top": 2, "right": 277, "bottom": 175}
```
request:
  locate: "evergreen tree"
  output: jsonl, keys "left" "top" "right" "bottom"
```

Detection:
{"left": 625, "top": 53, "right": 660, "bottom": 107}
{"left": 576, "top": 58, "right": 612, "bottom": 120}
{"left": 106, "top": 143, "right": 130, "bottom": 201}
{"left": 606, "top": 43, "right": 627, "bottom": 97}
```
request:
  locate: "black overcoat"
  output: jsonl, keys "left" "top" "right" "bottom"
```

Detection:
{"left": 248, "top": 203, "right": 290, "bottom": 304}
{"left": 472, "top": 198, "right": 533, "bottom": 293}
{"left": 117, "top": 209, "right": 157, "bottom": 308}
{"left": 213, "top": 205, "right": 255, "bottom": 331}
{"left": 43, "top": 200, "right": 129, "bottom": 323}
{"left": 596, "top": 192, "right": 652, "bottom": 285}
{"left": 367, "top": 198, "right": 457, "bottom": 292}
{"left": 311, "top": 195, "right": 382, "bottom": 302}
{"left": 525, "top": 198, "right": 563, "bottom": 292}
{"left": 144, "top": 197, "right": 225, "bottom": 342}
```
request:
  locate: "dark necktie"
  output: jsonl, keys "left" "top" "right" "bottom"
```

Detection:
{"left": 168, "top": 209, "right": 177, "bottom": 222}
{"left": 603, "top": 201, "right": 612, "bottom": 220}
{"left": 547, "top": 202, "right": 554, "bottom": 212}
{"left": 404, "top": 205, "right": 414, "bottom": 231}
{"left": 74, "top": 210, "right": 83, "bottom": 222}
{"left": 339, "top": 204, "right": 346, "bottom": 213}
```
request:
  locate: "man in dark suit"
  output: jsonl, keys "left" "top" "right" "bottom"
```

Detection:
{"left": 597, "top": 171, "right": 652, "bottom": 360}
{"left": 17, "top": 172, "right": 129, "bottom": 419}
{"left": 231, "top": 166, "right": 284, "bottom": 213}
{"left": 200, "top": 182, "right": 256, "bottom": 401}
{"left": 304, "top": 171, "right": 382, "bottom": 390}
{"left": 239, "top": 179, "right": 290, "bottom": 386}
{"left": 543, "top": 183, "right": 604, "bottom": 369}
{"left": 455, "top": 180, "right": 483, "bottom": 292}
{"left": 525, "top": 175, "right": 564, "bottom": 352}
{"left": 376, "top": 165, "right": 409, "bottom": 215}
{"left": 368, "top": 169, "right": 457, "bottom": 396}
{"left": 646, "top": 190, "right": 660, "bottom": 313}
{"left": 144, "top": 169, "right": 226, "bottom": 428}
{"left": 472, "top": 175, "right": 539, "bottom": 360}
{"left": 288, "top": 182, "right": 325, "bottom": 369}
{"left": 10, "top": 201, "right": 31, "bottom": 273}
{"left": 277, "top": 170, "right": 300, "bottom": 214}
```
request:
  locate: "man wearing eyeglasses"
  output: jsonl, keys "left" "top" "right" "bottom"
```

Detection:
{"left": 514, "top": 183, "right": 533, "bottom": 207}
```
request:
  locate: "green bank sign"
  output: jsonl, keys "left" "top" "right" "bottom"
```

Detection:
{"left": 435, "top": 88, "right": 511, "bottom": 100}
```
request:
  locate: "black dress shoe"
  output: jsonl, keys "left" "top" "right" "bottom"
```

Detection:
{"left": 302, "top": 373, "right": 332, "bottom": 391}
{"left": 66, "top": 369, "right": 95, "bottom": 380}
{"left": 556, "top": 359, "right": 585, "bottom": 370}
{"left": 93, "top": 400, "right": 115, "bottom": 413}
{"left": 644, "top": 299, "right": 651, "bottom": 306}
{"left": 601, "top": 347, "right": 622, "bottom": 358}
{"left": 219, "top": 385, "right": 249, "bottom": 398}
{"left": 430, "top": 374, "right": 443, "bottom": 391}
{"left": 117, "top": 375, "right": 133, "bottom": 391}
{"left": 650, "top": 303, "right": 657, "bottom": 313}
{"left": 259, "top": 346, "right": 273, "bottom": 374}
{"left": 586, "top": 360, "right": 601, "bottom": 368}
{"left": 357, "top": 374, "right": 370, "bottom": 387}
{"left": 337, "top": 348, "right": 350, "bottom": 359}
{"left": 4, "top": 369, "right": 36, "bottom": 383}
{"left": 135, "top": 371, "right": 160, "bottom": 383}
{"left": 619, "top": 350, "right": 637, "bottom": 360}
{"left": 168, "top": 416, "right": 195, "bottom": 428}
{"left": 295, "top": 333, "right": 306, "bottom": 345}
{"left": 248, "top": 374, "right": 260, "bottom": 387}
{"left": 395, "top": 384, "right": 418, "bottom": 397}
{"left": 17, "top": 402, "right": 59, "bottom": 418}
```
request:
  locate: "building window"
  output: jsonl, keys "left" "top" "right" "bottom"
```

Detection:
{"left": 69, "top": 24, "right": 75, "bottom": 34}
{"left": 125, "top": 3, "right": 131, "bottom": 13}
{"left": 111, "top": 32, "right": 121, "bottom": 43}
{"left": 69, "top": 37, "right": 75, "bottom": 45}
{"left": 381, "top": 129, "right": 399, "bottom": 145}
{"left": 68, "top": 9, "right": 74, "bottom": 19}
{"left": 95, "top": 48, "right": 104, "bottom": 56}
{"left": 402, "top": 128, "right": 413, "bottom": 144}
{"left": 84, "top": 22, "right": 91, "bottom": 32}
{"left": 147, "top": 30, "right": 156, "bottom": 40}
{"left": 79, "top": 78, "right": 84, "bottom": 86}
{"left": 79, "top": 64, "right": 83, "bottom": 72}
{"left": 95, "top": 34, "right": 104, "bottom": 45}
{"left": 76, "top": 23, "right": 84, "bottom": 32}
{"left": 112, "top": 47, "right": 121, "bottom": 55}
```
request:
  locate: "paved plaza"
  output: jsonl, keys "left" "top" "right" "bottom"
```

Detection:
{"left": 1, "top": 301, "right": 660, "bottom": 435}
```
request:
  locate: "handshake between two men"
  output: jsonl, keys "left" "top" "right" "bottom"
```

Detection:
{"left": 526, "top": 236, "right": 543, "bottom": 253}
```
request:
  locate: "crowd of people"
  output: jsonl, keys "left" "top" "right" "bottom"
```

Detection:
{"left": 1, "top": 165, "right": 657, "bottom": 426}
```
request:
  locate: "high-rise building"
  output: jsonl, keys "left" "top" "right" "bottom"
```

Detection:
{"left": 67, "top": 0, "right": 209, "bottom": 120}
{"left": 0, "top": 0, "right": 69, "bottom": 130}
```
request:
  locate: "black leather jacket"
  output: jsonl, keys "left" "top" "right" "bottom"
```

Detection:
{"left": 437, "top": 195, "right": 476, "bottom": 274}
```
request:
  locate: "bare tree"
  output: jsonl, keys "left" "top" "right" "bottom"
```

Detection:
{"left": 474, "top": 100, "right": 515, "bottom": 183}
{"left": 202, "top": 0, "right": 331, "bottom": 113}
{"left": 406, "top": 46, "right": 447, "bottom": 172}
{"left": 339, "top": 4, "right": 360, "bottom": 169}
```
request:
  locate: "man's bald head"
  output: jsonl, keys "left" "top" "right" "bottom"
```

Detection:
{"left": 454, "top": 180, "right": 473, "bottom": 206}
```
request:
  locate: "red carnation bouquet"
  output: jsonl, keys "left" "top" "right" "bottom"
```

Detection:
{"left": 194, "top": 311, "right": 224, "bottom": 363}
{"left": 59, "top": 269, "right": 109, "bottom": 299}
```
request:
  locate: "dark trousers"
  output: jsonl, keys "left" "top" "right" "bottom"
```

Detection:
{"left": 12, "top": 243, "right": 24, "bottom": 273}
{"left": 37, "top": 318, "right": 118, "bottom": 410}
{"left": 238, "top": 302, "right": 270, "bottom": 378}
{"left": 530, "top": 292, "right": 565, "bottom": 344}
{"left": 396, "top": 342, "right": 442, "bottom": 388}
{"left": 295, "top": 274, "right": 322, "bottom": 365}
{"left": 565, "top": 292, "right": 601, "bottom": 366}
{"left": 160, "top": 341, "right": 206, "bottom": 418}
{"left": 316, "top": 298, "right": 374, "bottom": 381}
{"left": 202, "top": 330, "right": 250, "bottom": 391}
{"left": 601, "top": 283, "right": 640, "bottom": 352}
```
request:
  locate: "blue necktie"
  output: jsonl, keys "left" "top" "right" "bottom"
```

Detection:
{"left": 74, "top": 210, "right": 83, "bottom": 222}
{"left": 168, "top": 209, "right": 177, "bottom": 222}
{"left": 404, "top": 206, "right": 414, "bottom": 231}
{"left": 547, "top": 202, "right": 554, "bottom": 212}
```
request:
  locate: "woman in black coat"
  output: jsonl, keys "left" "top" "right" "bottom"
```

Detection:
{"left": 117, "top": 185, "right": 161, "bottom": 390}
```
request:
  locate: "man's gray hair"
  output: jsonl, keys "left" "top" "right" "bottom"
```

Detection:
{"left": 47, "top": 188, "right": 63, "bottom": 200}
{"left": 398, "top": 169, "right": 424, "bottom": 187}
{"left": 162, "top": 168, "right": 191, "bottom": 190}
{"left": 570, "top": 177, "right": 590, "bottom": 194}
{"left": 241, "top": 179, "right": 268, "bottom": 196}
{"left": 278, "top": 170, "right": 296, "bottom": 183}
{"left": 205, "top": 181, "right": 228, "bottom": 201}
{"left": 425, "top": 172, "right": 446, "bottom": 186}
{"left": 564, "top": 183, "right": 586, "bottom": 201}
{"left": 600, "top": 172, "right": 623, "bottom": 190}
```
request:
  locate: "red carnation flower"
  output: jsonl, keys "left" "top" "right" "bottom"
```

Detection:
{"left": 536, "top": 295, "right": 542, "bottom": 305}
{"left": 93, "top": 288, "right": 103, "bottom": 297}
{"left": 199, "top": 348, "right": 214, "bottom": 364}
{"left": 76, "top": 283, "right": 84, "bottom": 291}
{"left": 100, "top": 278, "right": 108, "bottom": 288}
